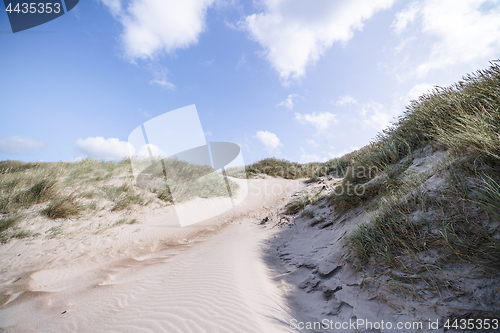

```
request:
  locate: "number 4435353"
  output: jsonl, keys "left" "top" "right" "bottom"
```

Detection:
{"left": 444, "top": 318, "right": 498, "bottom": 330}
{"left": 5, "top": 2, "right": 61, "bottom": 14}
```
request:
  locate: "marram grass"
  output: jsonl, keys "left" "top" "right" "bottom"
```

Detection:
{"left": 0, "top": 157, "right": 239, "bottom": 241}
{"left": 344, "top": 65, "right": 500, "bottom": 276}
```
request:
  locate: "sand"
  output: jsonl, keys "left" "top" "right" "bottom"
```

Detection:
{"left": 3, "top": 172, "right": 494, "bottom": 333}
{"left": 0, "top": 178, "right": 303, "bottom": 332}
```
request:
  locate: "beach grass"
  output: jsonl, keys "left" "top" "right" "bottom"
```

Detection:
{"left": 0, "top": 157, "right": 239, "bottom": 241}
{"left": 339, "top": 65, "right": 500, "bottom": 281}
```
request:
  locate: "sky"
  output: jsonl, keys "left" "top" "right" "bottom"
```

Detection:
{"left": 1, "top": 0, "right": 500, "bottom": 164}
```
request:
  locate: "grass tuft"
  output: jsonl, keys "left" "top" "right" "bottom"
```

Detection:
{"left": 0, "top": 214, "right": 22, "bottom": 234}
{"left": 43, "top": 195, "right": 82, "bottom": 219}
{"left": 285, "top": 191, "right": 324, "bottom": 215}
{"left": 0, "top": 179, "right": 57, "bottom": 213}
{"left": 301, "top": 209, "right": 315, "bottom": 219}
{"left": 112, "top": 192, "right": 145, "bottom": 211}
{"left": 473, "top": 174, "right": 500, "bottom": 219}
{"left": 0, "top": 214, "right": 30, "bottom": 243}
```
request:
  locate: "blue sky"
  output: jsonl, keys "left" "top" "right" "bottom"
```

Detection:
{"left": 1, "top": 0, "right": 500, "bottom": 164}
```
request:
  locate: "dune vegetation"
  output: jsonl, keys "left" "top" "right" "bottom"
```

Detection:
{"left": 250, "top": 65, "right": 500, "bottom": 299}
{"left": 0, "top": 158, "right": 237, "bottom": 242}
{"left": 335, "top": 65, "right": 500, "bottom": 273}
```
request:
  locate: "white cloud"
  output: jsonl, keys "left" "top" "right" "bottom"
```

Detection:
{"left": 254, "top": 130, "right": 282, "bottom": 152}
{"left": 101, "top": 0, "right": 215, "bottom": 60}
{"left": 299, "top": 145, "right": 359, "bottom": 163}
{"left": 299, "top": 153, "right": 322, "bottom": 163}
{"left": 67, "top": 156, "right": 85, "bottom": 163}
{"left": 393, "top": 0, "right": 500, "bottom": 77}
{"left": 277, "top": 94, "right": 299, "bottom": 110}
{"left": 148, "top": 64, "right": 176, "bottom": 89}
{"left": 360, "top": 102, "right": 393, "bottom": 131}
{"left": 406, "top": 82, "right": 436, "bottom": 102}
{"left": 136, "top": 143, "right": 167, "bottom": 158}
{"left": 295, "top": 111, "right": 338, "bottom": 133}
{"left": 0, "top": 136, "right": 44, "bottom": 155}
{"left": 335, "top": 94, "right": 358, "bottom": 106}
{"left": 391, "top": 1, "right": 420, "bottom": 34}
{"left": 336, "top": 94, "right": 396, "bottom": 132}
{"left": 150, "top": 78, "right": 175, "bottom": 89}
{"left": 101, "top": 0, "right": 122, "bottom": 15}
{"left": 327, "top": 146, "right": 359, "bottom": 159}
{"left": 76, "top": 137, "right": 133, "bottom": 161}
{"left": 243, "top": 0, "right": 395, "bottom": 82}
{"left": 299, "top": 147, "right": 324, "bottom": 163}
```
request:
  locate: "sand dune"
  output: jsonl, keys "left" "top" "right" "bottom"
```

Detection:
{"left": 0, "top": 178, "right": 302, "bottom": 332}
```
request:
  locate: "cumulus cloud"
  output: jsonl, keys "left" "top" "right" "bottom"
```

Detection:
{"left": 406, "top": 82, "right": 436, "bottom": 102}
{"left": 299, "top": 152, "right": 322, "bottom": 163}
{"left": 393, "top": 0, "right": 500, "bottom": 77}
{"left": 295, "top": 111, "right": 338, "bottom": 133}
{"left": 254, "top": 130, "right": 282, "bottom": 152}
{"left": 360, "top": 102, "right": 394, "bottom": 131}
{"left": 299, "top": 146, "right": 324, "bottom": 163}
{"left": 243, "top": 0, "right": 395, "bottom": 82}
{"left": 327, "top": 146, "right": 359, "bottom": 159}
{"left": 277, "top": 94, "right": 300, "bottom": 110}
{"left": 335, "top": 94, "right": 358, "bottom": 106}
{"left": 136, "top": 143, "right": 167, "bottom": 158}
{"left": 391, "top": 1, "right": 420, "bottom": 34}
{"left": 76, "top": 137, "right": 133, "bottom": 161}
{"left": 101, "top": 0, "right": 215, "bottom": 60}
{"left": 299, "top": 145, "right": 359, "bottom": 163}
{"left": 101, "top": 0, "right": 122, "bottom": 15}
{"left": 0, "top": 136, "right": 44, "bottom": 155}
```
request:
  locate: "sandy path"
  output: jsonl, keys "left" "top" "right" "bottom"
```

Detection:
{"left": 0, "top": 178, "right": 302, "bottom": 332}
